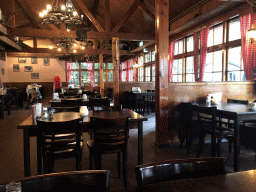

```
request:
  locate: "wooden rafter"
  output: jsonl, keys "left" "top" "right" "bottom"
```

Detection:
{"left": 103, "top": 0, "right": 111, "bottom": 32}
{"left": 73, "top": 0, "right": 105, "bottom": 32}
{"left": 137, "top": 1, "right": 155, "bottom": 20}
{"left": 8, "top": 28, "right": 155, "bottom": 41}
{"left": 15, "top": 47, "right": 133, "bottom": 55}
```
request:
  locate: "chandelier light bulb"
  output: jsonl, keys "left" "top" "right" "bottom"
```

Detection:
{"left": 49, "top": 45, "right": 53, "bottom": 49}
{"left": 73, "top": 50, "right": 77, "bottom": 53}
{"left": 61, "top": 5, "right": 66, "bottom": 10}
{"left": 74, "top": 43, "right": 77, "bottom": 47}
{"left": 81, "top": 46, "right": 85, "bottom": 50}
{"left": 67, "top": 28, "right": 70, "bottom": 32}
{"left": 58, "top": 48, "right": 61, "bottom": 51}
{"left": 73, "top": 11, "right": 78, "bottom": 16}
{"left": 39, "top": 12, "right": 44, "bottom": 17}
{"left": 46, "top": 5, "right": 51, "bottom": 10}
{"left": 43, "top": 10, "right": 48, "bottom": 15}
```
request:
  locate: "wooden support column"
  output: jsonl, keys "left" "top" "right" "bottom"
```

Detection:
{"left": 99, "top": 53, "right": 104, "bottom": 97}
{"left": 33, "top": 38, "right": 37, "bottom": 48}
{"left": 112, "top": 37, "right": 120, "bottom": 107}
{"left": 155, "top": 0, "right": 169, "bottom": 147}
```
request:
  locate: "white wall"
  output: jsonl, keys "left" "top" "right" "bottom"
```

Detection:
{"left": 5, "top": 56, "right": 66, "bottom": 82}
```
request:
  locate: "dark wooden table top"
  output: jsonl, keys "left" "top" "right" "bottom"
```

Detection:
{"left": 17, "top": 109, "right": 148, "bottom": 129}
{"left": 110, "top": 170, "right": 256, "bottom": 192}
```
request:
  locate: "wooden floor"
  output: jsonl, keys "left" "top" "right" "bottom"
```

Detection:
{"left": 1, "top": 96, "right": 256, "bottom": 190}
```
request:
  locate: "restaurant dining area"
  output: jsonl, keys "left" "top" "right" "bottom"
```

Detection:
{"left": 2, "top": 0, "right": 256, "bottom": 191}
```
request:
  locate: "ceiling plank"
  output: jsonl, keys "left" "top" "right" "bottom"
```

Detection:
{"left": 112, "top": 1, "right": 139, "bottom": 33}
{"left": 8, "top": 28, "right": 155, "bottom": 41}
{"left": 137, "top": 1, "right": 155, "bottom": 21}
{"left": 73, "top": 0, "right": 105, "bottom": 32}
{"left": 103, "top": 0, "right": 111, "bottom": 32}
{"left": 10, "top": 47, "right": 133, "bottom": 55}
{"left": 15, "top": 0, "right": 40, "bottom": 28}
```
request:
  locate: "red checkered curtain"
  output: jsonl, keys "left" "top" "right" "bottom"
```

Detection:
{"left": 66, "top": 61, "right": 72, "bottom": 83}
{"left": 240, "top": 13, "right": 256, "bottom": 80}
{"left": 168, "top": 41, "right": 175, "bottom": 82}
{"left": 133, "top": 58, "right": 137, "bottom": 81}
{"left": 193, "top": 32, "right": 199, "bottom": 81}
{"left": 198, "top": 27, "right": 209, "bottom": 81}
{"left": 88, "top": 62, "right": 95, "bottom": 87}
{"left": 126, "top": 60, "right": 130, "bottom": 81}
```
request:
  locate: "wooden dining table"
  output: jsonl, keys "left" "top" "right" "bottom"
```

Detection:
{"left": 194, "top": 102, "right": 256, "bottom": 172}
{"left": 17, "top": 108, "right": 148, "bottom": 177}
{"left": 109, "top": 170, "right": 256, "bottom": 192}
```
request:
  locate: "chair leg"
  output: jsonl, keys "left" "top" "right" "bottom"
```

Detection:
{"left": 123, "top": 149, "right": 127, "bottom": 188}
{"left": 117, "top": 152, "right": 121, "bottom": 178}
{"left": 196, "top": 131, "right": 206, "bottom": 158}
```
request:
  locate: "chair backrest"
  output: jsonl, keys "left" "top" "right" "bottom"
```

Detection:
{"left": 0, "top": 170, "right": 110, "bottom": 192}
{"left": 196, "top": 106, "right": 217, "bottom": 131}
{"left": 227, "top": 99, "right": 249, "bottom": 105}
{"left": 51, "top": 106, "right": 80, "bottom": 113}
{"left": 135, "top": 157, "right": 226, "bottom": 186}
{"left": 89, "top": 98, "right": 109, "bottom": 110}
{"left": 90, "top": 116, "right": 129, "bottom": 152}
{"left": 61, "top": 99, "right": 81, "bottom": 106}
{"left": 37, "top": 118, "right": 83, "bottom": 173}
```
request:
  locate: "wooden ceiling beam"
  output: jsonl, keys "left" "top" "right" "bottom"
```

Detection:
{"left": 14, "top": 47, "right": 134, "bottom": 55}
{"left": 8, "top": 28, "right": 155, "bottom": 41}
{"left": 137, "top": 1, "right": 155, "bottom": 21}
{"left": 112, "top": 1, "right": 139, "bottom": 33}
{"left": 73, "top": 0, "right": 105, "bottom": 32}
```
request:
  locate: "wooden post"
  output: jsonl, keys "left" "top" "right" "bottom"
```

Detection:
{"left": 33, "top": 38, "right": 37, "bottom": 48}
{"left": 112, "top": 37, "right": 120, "bottom": 107}
{"left": 99, "top": 53, "right": 104, "bottom": 97}
{"left": 155, "top": 0, "right": 169, "bottom": 147}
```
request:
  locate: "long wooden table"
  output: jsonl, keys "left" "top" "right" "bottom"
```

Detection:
{"left": 109, "top": 170, "right": 256, "bottom": 191}
{"left": 17, "top": 109, "right": 148, "bottom": 177}
{"left": 194, "top": 102, "right": 256, "bottom": 172}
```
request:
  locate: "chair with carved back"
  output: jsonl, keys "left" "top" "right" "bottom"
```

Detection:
{"left": 87, "top": 116, "right": 129, "bottom": 188}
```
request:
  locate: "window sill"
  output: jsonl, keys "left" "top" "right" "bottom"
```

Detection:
{"left": 169, "top": 81, "right": 254, "bottom": 86}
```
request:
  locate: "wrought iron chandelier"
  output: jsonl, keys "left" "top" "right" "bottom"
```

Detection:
{"left": 56, "top": 38, "right": 76, "bottom": 53}
{"left": 39, "top": 0, "right": 84, "bottom": 25}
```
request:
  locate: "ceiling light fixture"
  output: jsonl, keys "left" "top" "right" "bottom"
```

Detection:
{"left": 39, "top": 0, "right": 84, "bottom": 26}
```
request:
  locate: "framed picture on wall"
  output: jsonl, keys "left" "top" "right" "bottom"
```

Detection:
{"left": 31, "top": 73, "right": 39, "bottom": 79}
{"left": 18, "top": 58, "right": 26, "bottom": 63}
{"left": 2, "top": 68, "right": 5, "bottom": 75}
{"left": 13, "top": 64, "right": 20, "bottom": 72}
{"left": 44, "top": 58, "right": 50, "bottom": 66}
{"left": 31, "top": 57, "right": 37, "bottom": 64}
{"left": 24, "top": 66, "right": 33, "bottom": 72}
{"left": 0, "top": 52, "right": 6, "bottom": 61}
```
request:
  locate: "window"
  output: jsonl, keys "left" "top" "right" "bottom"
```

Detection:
{"left": 171, "top": 16, "right": 243, "bottom": 83}
{"left": 121, "top": 62, "right": 127, "bottom": 82}
{"left": 68, "top": 62, "right": 113, "bottom": 86}
{"left": 145, "top": 66, "right": 151, "bottom": 81}
{"left": 138, "top": 55, "right": 144, "bottom": 65}
{"left": 173, "top": 59, "right": 183, "bottom": 82}
{"left": 152, "top": 50, "right": 155, "bottom": 61}
{"left": 138, "top": 67, "right": 144, "bottom": 82}
{"left": 145, "top": 52, "right": 150, "bottom": 63}
{"left": 152, "top": 65, "right": 155, "bottom": 82}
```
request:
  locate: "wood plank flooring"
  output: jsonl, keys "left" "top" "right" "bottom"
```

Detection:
{"left": 1, "top": 96, "right": 256, "bottom": 190}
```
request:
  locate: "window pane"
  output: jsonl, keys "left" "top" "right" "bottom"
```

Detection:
{"left": 145, "top": 53, "right": 150, "bottom": 63}
{"left": 213, "top": 72, "right": 222, "bottom": 81}
{"left": 186, "top": 74, "right": 194, "bottom": 82}
{"left": 145, "top": 66, "right": 150, "bottom": 81}
{"left": 94, "top": 71, "right": 99, "bottom": 84}
{"left": 152, "top": 65, "right": 155, "bottom": 82}
{"left": 229, "top": 18, "right": 241, "bottom": 41}
{"left": 71, "top": 62, "right": 79, "bottom": 69}
{"left": 228, "top": 47, "right": 241, "bottom": 72}
{"left": 108, "top": 71, "right": 113, "bottom": 82}
{"left": 187, "top": 36, "right": 194, "bottom": 52}
{"left": 174, "top": 41, "right": 179, "bottom": 55}
{"left": 107, "top": 63, "right": 113, "bottom": 69}
{"left": 186, "top": 56, "right": 194, "bottom": 73}
{"left": 81, "top": 71, "right": 90, "bottom": 83}
{"left": 205, "top": 52, "right": 213, "bottom": 73}
{"left": 94, "top": 63, "right": 99, "bottom": 69}
{"left": 173, "top": 60, "right": 178, "bottom": 74}
{"left": 214, "top": 24, "right": 223, "bottom": 45}
{"left": 152, "top": 50, "right": 155, "bottom": 61}
{"left": 103, "top": 71, "right": 106, "bottom": 82}
{"left": 204, "top": 73, "right": 212, "bottom": 81}
{"left": 81, "top": 62, "right": 87, "bottom": 69}
{"left": 177, "top": 59, "right": 182, "bottom": 74}
{"left": 213, "top": 50, "right": 222, "bottom": 72}
{"left": 178, "top": 40, "right": 183, "bottom": 54}
{"left": 139, "top": 55, "right": 144, "bottom": 65}
{"left": 208, "top": 29, "right": 213, "bottom": 47}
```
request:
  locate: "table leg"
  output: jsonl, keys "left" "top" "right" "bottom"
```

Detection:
{"left": 138, "top": 121, "right": 143, "bottom": 165}
{"left": 23, "top": 129, "right": 31, "bottom": 177}
{"left": 234, "top": 117, "right": 240, "bottom": 172}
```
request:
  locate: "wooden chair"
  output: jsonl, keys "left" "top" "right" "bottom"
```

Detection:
{"left": 87, "top": 116, "right": 129, "bottom": 188}
{"left": 37, "top": 118, "right": 83, "bottom": 174}
{"left": 89, "top": 98, "right": 109, "bottom": 110}
{"left": 60, "top": 99, "right": 81, "bottom": 107}
{"left": 187, "top": 106, "right": 218, "bottom": 158}
{"left": 50, "top": 106, "right": 80, "bottom": 113}
{"left": 0, "top": 170, "right": 110, "bottom": 192}
{"left": 135, "top": 157, "right": 226, "bottom": 186}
